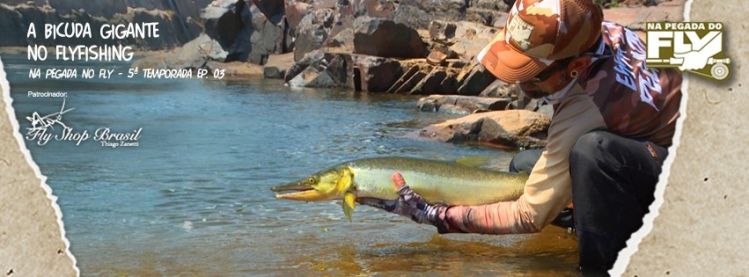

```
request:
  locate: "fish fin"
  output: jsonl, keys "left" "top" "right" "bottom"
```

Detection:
{"left": 455, "top": 156, "right": 490, "bottom": 168}
{"left": 343, "top": 192, "right": 356, "bottom": 222}
{"left": 336, "top": 167, "right": 353, "bottom": 192}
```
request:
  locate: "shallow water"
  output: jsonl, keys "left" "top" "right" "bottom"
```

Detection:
{"left": 2, "top": 54, "right": 579, "bottom": 276}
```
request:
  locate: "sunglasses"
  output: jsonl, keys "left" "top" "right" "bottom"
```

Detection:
{"left": 523, "top": 52, "right": 612, "bottom": 84}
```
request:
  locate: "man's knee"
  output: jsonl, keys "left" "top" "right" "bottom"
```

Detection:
{"left": 569, "top": 131, "right": 617, "bottom": 173}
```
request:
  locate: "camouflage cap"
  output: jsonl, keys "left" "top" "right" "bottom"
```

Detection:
{"left": 478, "top": 0, "right": 603, "bottom": 83}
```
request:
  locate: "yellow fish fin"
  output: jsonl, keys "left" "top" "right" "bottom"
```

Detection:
{"left": 343, "top": 192, "right": 356, "bottom": 222}
{"left": 336, "top": 167, "right": 353, "bottom": 192}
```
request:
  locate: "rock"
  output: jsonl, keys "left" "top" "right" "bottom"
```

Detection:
{"left": 284, "top": 0, "right": 311, "bottom": 29}
{"left": 325, "top": 27, "right": 354, "bottom": 50}
{"left": 353, "top": 0, "right": 396, "bottom": 17}
{"left": 294, "top": 8, "right": 335, "bottom": 61}
{"left": 252, "top": 0, "right": 285, "bottom": 22}
{"left": 426, "top": 47, "right": 450, "bottom": 66}
{"left": 264, "top": 52, "right": 295, "bottom": 79}
{"left": 353, "top": 16, "right": 428, "bottom": 59}
{"left": 419, "top": 110, "right": 550, "bottom": 148}
{"left": 417, "top": 95, "right": 512, "bottom": 114}
{"left": 410, "top": 69, "right": 447, "bottom": 94}
{"left": 352, "top": 55, "right": 403, "bottom": 92}
{"left": 442, "top": 21, "right": 499, "bottom": 60}
{"left": 286, "top": 50, "right": 353, "bottom": 88}
{"left": 132, "top": 34, "right": 227, "bottom": 69}
{"left": 479, "top": 79, "right": 521, "bottom": 98}
{"left": 429, "top": 21, "right": 458, "bottom": 43}
{"left": 203, "top": 0, "right": 286, "bottom": 64}
{"left": 457, "top": 63, "right": 496, "bottom": 95}
{"left": 391, "top": 0, "right": 468, "bottom": 29}
{"left": 0, "top": 1, "right": 207, "bottom": 48}
{"left": 465, "top": 0, "right": 511, "bottom": 26}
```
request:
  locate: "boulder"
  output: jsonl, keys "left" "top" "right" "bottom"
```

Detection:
{"left": 417, "top": 95, "right": 512, "bottom": 114}
{"left": 419, "top": 110, "right": 550, "bottom": 148}
{"left": 352, "top": 55, "right": 403, "bottom": 92}
{"left": 203, "top": 0, "right": 286, "bottom": 64}
{"left": 294, "top": 8, "right": 336, "bottom": 61}
{"left": 264, "top": 52, "right": 295, "bottom": 79}
{"left": 353, "top": 16, "right": 428, "bottom": 59}
{"left": 132, "top": 34, "right": 227, "bottom": 69}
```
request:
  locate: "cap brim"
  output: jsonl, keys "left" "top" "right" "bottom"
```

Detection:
{"left": 478, "top": 34, "right": 549, "bottom": 83}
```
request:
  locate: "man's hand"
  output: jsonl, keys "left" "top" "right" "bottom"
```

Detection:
{"left": 357, "top": 172, "right": 449, "bottom": 227}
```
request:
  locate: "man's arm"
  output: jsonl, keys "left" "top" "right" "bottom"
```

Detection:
{"left": 439, "top": 85, "right": 607, "bottom": 234}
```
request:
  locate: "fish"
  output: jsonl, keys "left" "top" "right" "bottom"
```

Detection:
{"left": 271, "top": 157, "right": 528, "bottom": 221}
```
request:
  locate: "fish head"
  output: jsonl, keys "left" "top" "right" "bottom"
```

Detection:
{"left": 271, "top": 165, "right": 354, "bottom": 202}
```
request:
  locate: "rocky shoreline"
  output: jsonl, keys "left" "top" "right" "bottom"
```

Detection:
{"left": 1, "top": 0, "right": 683, "bottom": 150}
{"left": 133, "top": 0, "right": 683, "bottom": 150}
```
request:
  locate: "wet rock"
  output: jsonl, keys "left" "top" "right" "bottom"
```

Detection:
{"left": 419, "top": 110, "right": 550, "bottom": 148}
{"left": 294, "top": 8, "right": 335, "bottom": 61}
{"left": 417, "top": 95, "right": 512, "bottom": 114}
{"left": 352, "top": 55, "right": 403, "bottom": 92}
{"left": 353, "top": 16, "right": 428, "bottom": 59}
{"left": 264, "top": 52, "right": 295, "bottom": 79}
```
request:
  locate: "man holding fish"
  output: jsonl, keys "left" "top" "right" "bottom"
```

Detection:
{"left": 274, "top": 0, "right": 682, "bottom": 274}
{"left": 369, "top": 0, "right": 682, "bottom": 273}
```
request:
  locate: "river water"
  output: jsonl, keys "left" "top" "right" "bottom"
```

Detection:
{"left": 2, "top": 54, "right": 578, "bottom": 276}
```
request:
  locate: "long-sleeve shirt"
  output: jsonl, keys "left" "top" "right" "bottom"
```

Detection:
{"left": 442, "top": 22, "right": 683, "bottom": 234}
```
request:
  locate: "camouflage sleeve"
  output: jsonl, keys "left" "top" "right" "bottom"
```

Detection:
{"left": 440, "top": 85, "right": 607, "bottom": 234}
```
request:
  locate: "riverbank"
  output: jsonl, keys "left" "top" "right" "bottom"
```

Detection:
{"left": 132, "top": 0, "right": 684, "bottom": 150}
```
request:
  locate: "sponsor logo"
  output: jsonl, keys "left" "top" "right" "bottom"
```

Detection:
{"left": 645, "top": 22, "right": 731, "bottom": 81}
{"left": 25, "top": 98, "right": 142, "bottom": 148}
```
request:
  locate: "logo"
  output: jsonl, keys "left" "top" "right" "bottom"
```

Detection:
{"left": 507, "top": 16, "right": 534, "bottom": 50}
{"left": 645, "top": 22, "right": 731, "bottom": 80}
{"left": 25, "top": 98, "right": 142, "bottom": 148}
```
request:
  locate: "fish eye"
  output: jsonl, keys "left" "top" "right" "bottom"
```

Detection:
{"left": 307, "top": 176, "right": 317, "bottom": 184}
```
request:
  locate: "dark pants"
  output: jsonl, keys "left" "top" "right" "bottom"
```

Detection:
{"left": 509, "top": 130, "right": 668, "bottom": 274}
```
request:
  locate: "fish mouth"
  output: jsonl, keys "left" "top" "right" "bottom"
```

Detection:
{"left": 271, "top": 182, "right": 327, "bottom": 201}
